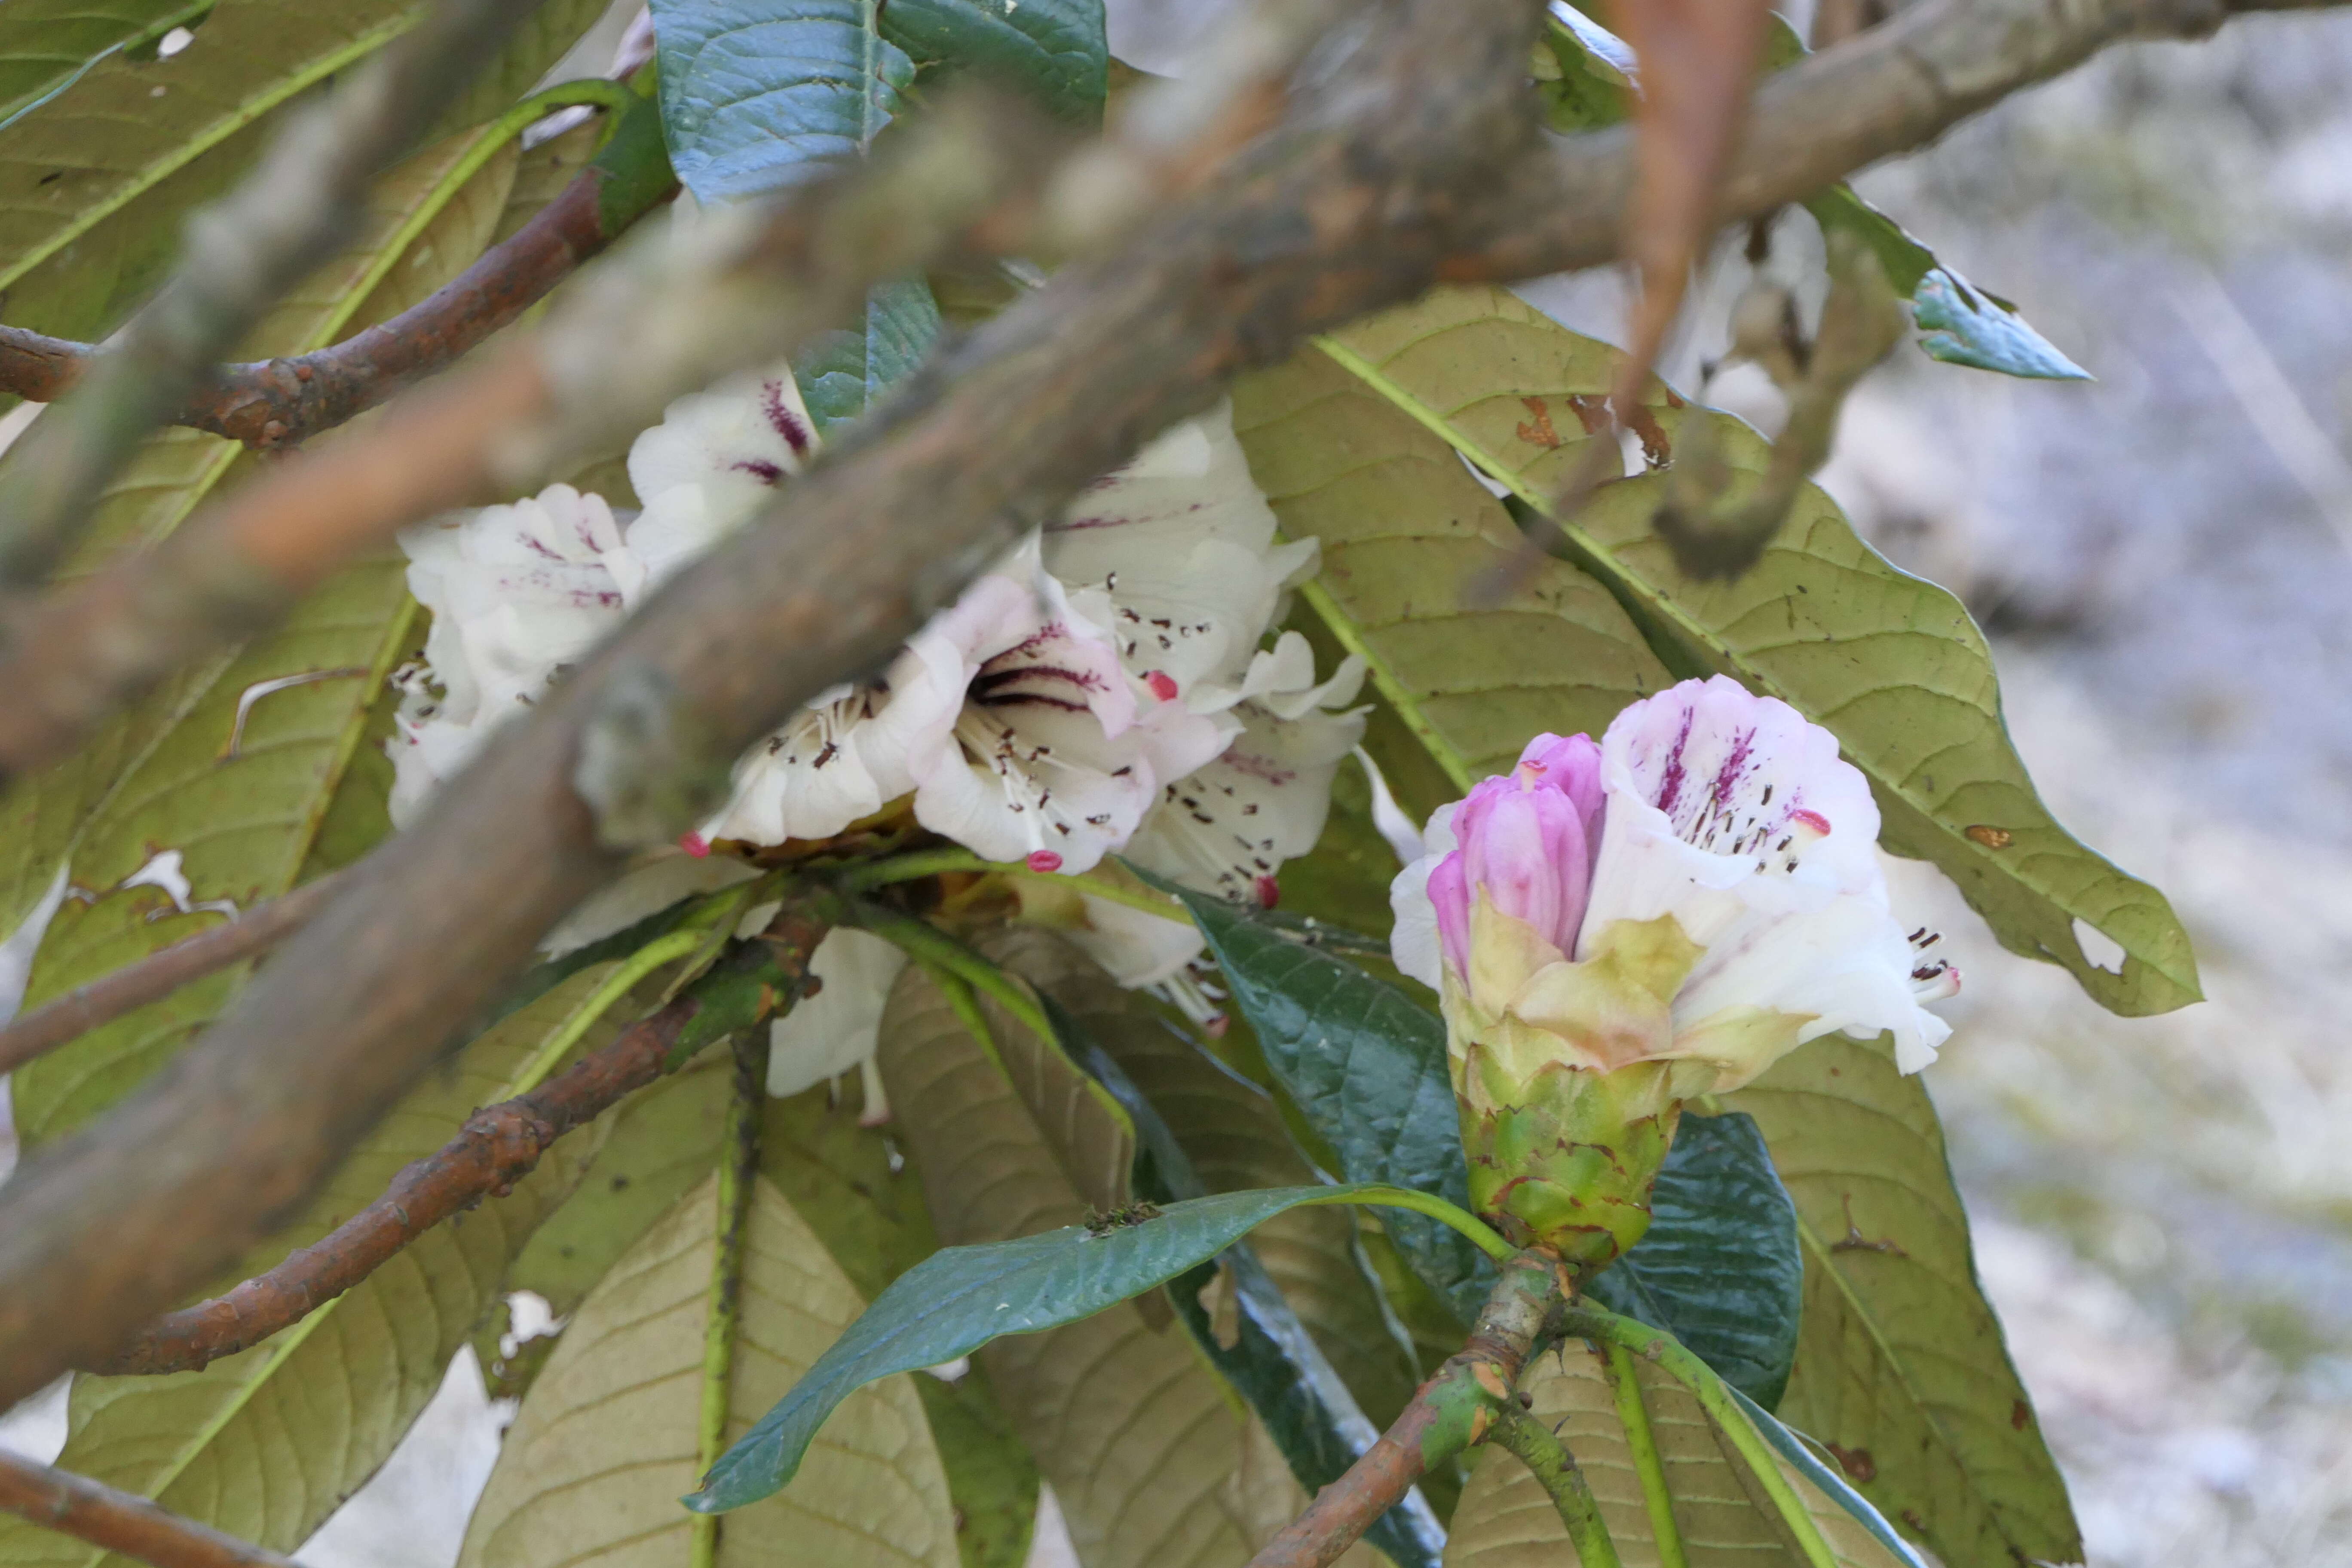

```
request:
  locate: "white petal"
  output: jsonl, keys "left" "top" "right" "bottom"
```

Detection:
{"left": 627, "top": 363, "right": 817, "bottom": 509}
{"left": 768, "top": 928, "right": 907, "bottom": 1097}
{"left": 1387, "top": 800, "right": 1458, "bottom": 988}
{"left": 1125, "top": 693, "right": 1363, "bottom": 905}
{"left": 1060, "top": 893, "right": 1207, "bottom": 988}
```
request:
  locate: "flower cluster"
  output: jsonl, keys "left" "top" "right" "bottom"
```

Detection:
{"left": 389, "top": 369, "right": 1366, "bottom": 1066}
{"left": 1390, "top": 675, "right": 1957, "bottom": 1265}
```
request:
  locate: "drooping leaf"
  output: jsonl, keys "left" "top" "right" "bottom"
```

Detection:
{"left": 1246, "top": 285, "right": 2197, "bottom": 1016}
{"left": 879, "top": 0, "right": 1105, "bottom": 123}
{"left": 870, "top": 962, "right": 1376, "bottom": 1568}
{"left": 795, "top": 274, "right": 944, "bottom": 438}
{"left": 1146, "top": 872, "right": 1494, "bottom": 1324}
{"left": 1585, "top": 1110, "right": 1803, "bottom": 1411}
{"left": 1442, "top": 1338, "right": 1914, "bottom": 1568}
{"left": 1805, "top": 188, "right": 2089, "bottom": 381}
{"left": 0, "top": 968, "right": 621, "bottom": 1568}
{"left": 1729, "top": 1385, "right": 1931, "bottom": 1568}
{"left": 6, "top": 124, "right": 525, "bottom": 1146}
{"left": 695, "top": 1182, "right": 1443, "bottom": 1511}
{"left": 651, "top": 0, "right": 912, "bottom": 203}
{"left": 459, "top": 1172, "right": 962, "bottom": 1568}
{"left": 1725, "top": 1035, "right": 2079, "bottom": 1568}
{"left": 1057, "top": 985, "right": 1443, "bottom": 1568}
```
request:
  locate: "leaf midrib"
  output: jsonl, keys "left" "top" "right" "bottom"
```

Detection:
{"left": 0, "top": 10, "right": 420, "bottom": 293}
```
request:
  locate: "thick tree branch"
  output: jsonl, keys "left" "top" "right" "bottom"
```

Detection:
{"left": 0, "top": 93, "right": 1058, "bottom": 790}
{"left": 85, "top": 905, "right": 827, "bottom": 1378}
{"left": 0, "top": 0, "right": 552, "bottom": 596}
{"left": 0, "top": 97, "right": 676, "bottom": 450}
{"left": 1247, "top": 1251, "right": 1567, "bottom": 1568}
{"left": 0, "top": 1451, "right": 300, "bottom": 1568}
{"left": 0, "top": 0, "right": 1550, "bottom": 1412}
{"left": 1459, "top": 0, "right": 2345, "bottom": 282}
{"left": 0, "top": 873, "right": 340, "bottom": 1077}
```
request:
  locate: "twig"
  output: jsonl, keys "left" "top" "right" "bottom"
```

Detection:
{"left": 0, "top": 0, "right": 1545, "bottom": 1412}
{"left": 1462, "top": 0, "right": 2346, "bottom": 285}
{"left": 1246, "top": 1250, "right": 1565, "bottom": 1568}
{"left": 1487, "top": 1406, "right": 1624, "bottom": 1568}
{"left": 0, "top": 1450, "right": 300, "bottom": 1568}
{"left": 0, "top": 91, "right": 1061, "bottom": 789}
{"left": 0, "top": 90, "right": 675, "bottom": 450}
{"left": 689, "top": 1026, "right": 772, "bottom": 1568}
{"left": 84, "top": 904, "right": 826, "bottom": 1377}
{"left": 0, "top": 874, "right": 342, "bottom": 1077}
{"left": 0, "top": 0, "right": 551, "bottom": 594}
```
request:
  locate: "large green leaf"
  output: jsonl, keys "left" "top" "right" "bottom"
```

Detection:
{"left": 872, "top": 961, "right": 1367, "bottom": 1568}
{"left": 0, "top": 968, "right": 619, "bottom": 1568}
{"left": 879, "top": 0, "right": 1105, "bottom": 123}
{"left": 1152, "top": 874, "right": 1494, "bottom": 1324}
{"left": 1586, "top": 1111, "right": 1802, "bottom": 1412}
{"left": 651, "top": 0, "right": 911, "bottom": 203}
{"left": 1243, "top": 285, "right": 2196, "bottom": 1016}
{"left": 695, "top": 1182, "right": 1449, "bottom": 1510}
{"left": 1724, "top": 1035, "right": 2079, "bottom": 1568}
{"left": 461, "top": 1171, "right": 962, "bottom": 1568}
{"left": 1442, "top": 1338, "right": 1913, "bottom": 1568}
{"left": 7, "top": 125, "right": 524, "bottom": 1145}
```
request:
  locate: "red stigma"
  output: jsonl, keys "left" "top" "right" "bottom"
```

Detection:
{"left": 1145, "top": 670, "right": 1179, "bottom": 702}
{"left": 1026, "top": 850, "right": 1064, "bottom": 873}
{"left": 679, "top": 833, "right": 711, "bottom": 858}
{"left": 1255, "top": 874, "right": 1280, "bottom": 909}
{"left": 1788, "top": 808, "right": 1831, "bottom": 836}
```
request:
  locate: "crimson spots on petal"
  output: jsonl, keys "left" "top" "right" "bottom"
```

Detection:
{"left": 730, "top": 459, "right": 785, "bottom": 485}
{"left": 762, "top": 381, "right": 812, "bottom": 455}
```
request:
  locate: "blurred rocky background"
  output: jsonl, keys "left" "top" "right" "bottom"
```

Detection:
{"left": 8, "top": 4, "right": 2352, "bottom": 1564}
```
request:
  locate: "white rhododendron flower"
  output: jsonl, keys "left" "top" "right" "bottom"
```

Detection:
{"left": 1391, "top": 674, "right": 1957, "bottom": 1089}
{"left": 1389, "top": 676, "right": 1957, "bottom": 1263}
{"left": 388, "top": 483, "right": 632, "bottom": 827}
{"left": 1124, "top": 632, "right": 1368, "bottom": 906}
{"left": 620, "top": 364, "right": 819, "bottom": 597}
{"left": 1044, "top": 404, "right": 1318, "bottom": 714}
{"left": 905, "top": 540, "right": 1234, "bottom": 876}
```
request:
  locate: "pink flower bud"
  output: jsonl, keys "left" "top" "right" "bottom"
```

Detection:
{"left": 1427, "top": 732, "right": 1606, "bottom": 979}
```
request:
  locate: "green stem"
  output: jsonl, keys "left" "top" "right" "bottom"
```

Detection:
{"left": 1488, "top": 1407, "right": 1624, "bottom": 1568}
{"left": 842, "top": 848, "right": 1192, "bottom": 922}
{"left": 1318, "top": 1186, "right": 1515, "bottom": 1265}
{"left": 507, "top": 928, "right": 704, "bottom": 1095}
{"left": 1565, "top": 1305, "right": 1837, "bottom": 1568}
{"left": 1604, "top": 1339, "right": 1689, "bottom": 1568}
{"left": 859, "top": 912, "right": 1061, "bottom": 1045}
{"left": 692, "top": 1027, "right": 772, "bottom": 1568}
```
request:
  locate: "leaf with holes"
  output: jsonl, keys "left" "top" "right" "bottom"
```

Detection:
{"left": 1724, "top": 1034, "right": 2078, "bottom": 1568}
{"left": 651, "top": 0, "right": 912, "bottom": 203}
{"left": 1243, "top": 284, "right": 2195, "bottom": 1016}
{"left": 6, "top": 124, "right": 525, "bottom": 1147}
